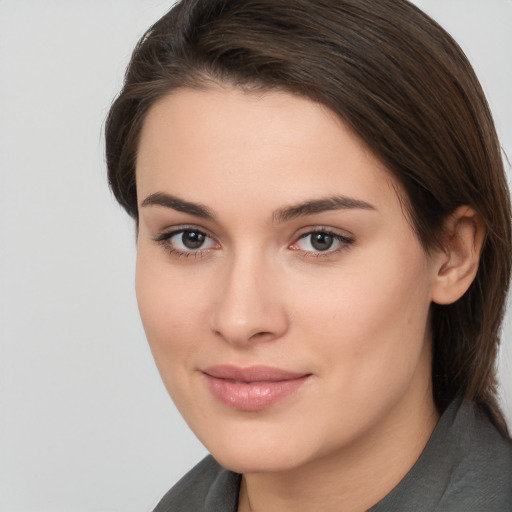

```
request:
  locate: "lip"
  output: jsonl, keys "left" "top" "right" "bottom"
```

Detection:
{"left": 201, "top": 365, "right": 311, "bottom": 411}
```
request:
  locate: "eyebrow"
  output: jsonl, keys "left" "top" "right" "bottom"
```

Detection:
{"left": 273, "top": 195, "right": 376, "bottom": 223}
{"left": 141, "top": 192, "right": 214, "bottom": 219}
{"left": 140, "top": 192, "right": 375, "bottom": 222}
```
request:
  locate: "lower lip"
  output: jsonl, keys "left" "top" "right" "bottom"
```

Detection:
{"left": 203, "top": 374, "right": 310, "bottom": 411}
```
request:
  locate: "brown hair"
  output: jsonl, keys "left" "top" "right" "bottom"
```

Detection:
{"left": 105, "top": 0, "right": 511, "bottom": 433}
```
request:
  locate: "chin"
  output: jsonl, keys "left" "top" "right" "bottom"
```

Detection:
{"left": 211, "top": 445, "right": 306, "bottom": 475}
{"left": 196, "top": 422, "right": 318, "bottom": 475}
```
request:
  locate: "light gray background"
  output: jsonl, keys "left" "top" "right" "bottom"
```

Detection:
{"left": 0, "top": 1, "right": 511, "bottom": 511}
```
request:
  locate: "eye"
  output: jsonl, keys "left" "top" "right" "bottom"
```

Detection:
{"left": 154, "top": 228, "right": 219, "bottom": 256}
{"left": 290, "top": 230, "right": 354, "bottom": 254}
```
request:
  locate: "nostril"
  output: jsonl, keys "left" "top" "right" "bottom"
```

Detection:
{"left": 213, "top": 328, "right": 275, "bottom": 344}
{"left": 249, "top": 331, "right": 273, "bottom": 340}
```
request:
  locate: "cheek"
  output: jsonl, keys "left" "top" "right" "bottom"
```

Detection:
{"left": 135, "top": 250, "right": 207, "bottom": 364}
{"left": 290, "top": 242, "right": 432, "bottom": 380}
{"left": 134, "top": 254, "right": 215, "bottom": 418}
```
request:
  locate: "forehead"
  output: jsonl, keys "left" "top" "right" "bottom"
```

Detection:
{"left": 136, "top": 86, "right": 402, "bottom": 219}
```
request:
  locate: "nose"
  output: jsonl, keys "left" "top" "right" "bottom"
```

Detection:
{"left": 210, "top": 249, "right": 289, "bottom": 346}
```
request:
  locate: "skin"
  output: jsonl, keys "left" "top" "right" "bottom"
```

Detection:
{"left": 135, "top": 85, "right": 480, "bottom": 511}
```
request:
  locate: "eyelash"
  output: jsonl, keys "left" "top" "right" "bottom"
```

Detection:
{"left": 153, "top": 226, "right": 219, "bottom": 259}
{"left": 291, "top": 229, "right": 355, "bottom": 258}
{"left": 153, "top": 227, "right": 354, "bottom": 259}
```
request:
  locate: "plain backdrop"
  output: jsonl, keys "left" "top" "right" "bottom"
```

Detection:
{"left": 0, "top": 1, "right": 511, "bottom": 511}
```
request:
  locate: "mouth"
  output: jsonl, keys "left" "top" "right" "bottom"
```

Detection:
{"left": 201, "top": 365, "right": 312, "bottom": 411}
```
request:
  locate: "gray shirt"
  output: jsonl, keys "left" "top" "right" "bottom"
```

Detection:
{"left": 152, "top": 399, "right": 512, "bottom": 511}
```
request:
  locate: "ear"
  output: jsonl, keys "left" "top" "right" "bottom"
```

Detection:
{"left": 431, "top": 206, "right": 485, "bottom": 305}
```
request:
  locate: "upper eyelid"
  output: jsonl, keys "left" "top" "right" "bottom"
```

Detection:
{"left": 153, "top": 225, "right": 215, "bottom": 241}
{"left": 293, "top": 225, "right": 354, "bottom": 240}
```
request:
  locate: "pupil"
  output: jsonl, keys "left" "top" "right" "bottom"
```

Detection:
{"left": 182, "top": 231, "right": 205, "bottom": 249}
{"left": 311, "top": 233, "right": 333, "bottom": 251}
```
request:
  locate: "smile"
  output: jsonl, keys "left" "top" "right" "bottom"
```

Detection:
{"left": 201, "top": 365, "right": 312, "bottom": 411}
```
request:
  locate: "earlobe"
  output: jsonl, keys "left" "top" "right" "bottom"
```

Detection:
{"left": 431, "top": 206, "right": 485, "bottom": 305}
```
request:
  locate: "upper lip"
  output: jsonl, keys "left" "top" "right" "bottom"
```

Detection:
{"left": 202, "top": 365, "right": 310, "bottom": 382}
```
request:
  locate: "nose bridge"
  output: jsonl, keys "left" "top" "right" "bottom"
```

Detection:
{"left": 211, "top": 245, "right": 288, "bottom": 345}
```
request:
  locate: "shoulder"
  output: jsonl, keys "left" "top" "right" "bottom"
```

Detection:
{"left": 371, "top": 399, "right": 512, "bottom": 512}
{"left": 436, "top": 401, "right": 511, "bottom": 510}
{"left": 152, "top": 455, "right": 241, "bottom": 512}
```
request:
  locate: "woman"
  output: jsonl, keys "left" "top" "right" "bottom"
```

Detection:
{"left": 105, "top": 0, "right": 512, "bottom": 510}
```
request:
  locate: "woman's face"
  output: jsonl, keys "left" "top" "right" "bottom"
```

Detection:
{"left": 135, "top": 86, "right": 440, "bottom": 473}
